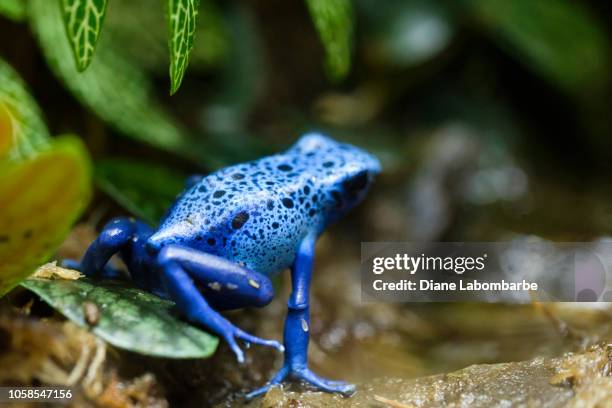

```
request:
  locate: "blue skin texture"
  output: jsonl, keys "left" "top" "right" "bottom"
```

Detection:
{"left": 65, "top": 133, "right": 381, "bottom": 398}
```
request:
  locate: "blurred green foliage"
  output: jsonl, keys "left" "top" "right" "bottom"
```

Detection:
{"left": 306, "top": 0, "right": 353, "bottom": 80}
{"left": 358, "top": 0, "right": 452, "bottom": 68}
{"left": 95, "top": 159, "right": 186, "bottom": 225}
{"left": 469, "top": 0, "right": 610, "bottom": 95}
{"left": 0, "top": 0, "right": 26, "bottom": 22}
{"left": 0, "top": 59, "right": 91, "bottom": 296}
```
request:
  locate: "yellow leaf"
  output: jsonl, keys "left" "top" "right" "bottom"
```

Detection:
{"left": 0, "top": 136, "right": 92, "bottom": 296}
{"left": 0, "top": 103, "right": 14, "bottom": 155}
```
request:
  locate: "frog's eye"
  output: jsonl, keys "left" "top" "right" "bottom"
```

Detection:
{"left": 342, "top": 170, "right": 369, "bottom": 196}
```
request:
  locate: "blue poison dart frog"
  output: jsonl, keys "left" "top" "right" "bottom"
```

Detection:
{"left": 64, "top": 133, "right": 381, "bottom": 398}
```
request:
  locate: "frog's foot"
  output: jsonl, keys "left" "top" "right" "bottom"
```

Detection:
{"left": 223, "top": 325, "right": 284, "bottom": 363}
{"left": 245, "top": 366, "right": 356, "bottom": 399}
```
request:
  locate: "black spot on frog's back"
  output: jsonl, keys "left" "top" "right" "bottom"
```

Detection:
{"left": 231, "top": 211, "right": 250, "bottom": 229}
{"left": 281, "top": 198, "right": 294, "bottom": 208}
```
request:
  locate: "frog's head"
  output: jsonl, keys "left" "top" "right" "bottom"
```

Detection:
{"left": 293, "top": 133, "right": 381, "bottom": 219}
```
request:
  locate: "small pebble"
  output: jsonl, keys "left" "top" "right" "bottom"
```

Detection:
{"left": 83, "top": 301, "right": 100, "bottom": 326}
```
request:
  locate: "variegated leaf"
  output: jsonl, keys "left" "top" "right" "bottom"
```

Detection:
{"left": 22, "top": 273, "right": 218, "bottom": 358}
{"left": 167, "top": 0, "right": 200, "bottom": 94}
{"left": 61, "top": 0, "right": 108, "bottom": 71}
{"left": 30, "top": 0, "right": 217, "bottom": 166}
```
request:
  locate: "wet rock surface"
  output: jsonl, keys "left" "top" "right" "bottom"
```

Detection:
{"left": 239, "top": 344, "right": 610, "bottom": 408}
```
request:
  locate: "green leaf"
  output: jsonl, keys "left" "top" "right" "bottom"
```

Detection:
{"left": 0, "top": 58, "right": 50, "bottom": 160}
{"left": 0, "top": 58, "right": 92, "bottom": 296}
{"left": 0, "top": 0, "right": 26, "bottom": 21}
{"left": 305, "top": 0, "right": 353, "bottom": 80}
{"left": 100, "top": 0, "right": 228, "bottom": 75}
{"left": 95, "top": 159, "right": 186, "bottom": 225}
{"left": 60, "top": 0, "right": 108, "bottom": 71}
{"left": 29, "top": 0, "right": 214, "bottom": 165}
{"left": 167, "top": 0, "right": 201, "bottom": 94}
{"left": 469, "top": 0, "right": 611, "bottom": 94}
{"left": 21, "top": 275, "right": 219, "bottom": 358}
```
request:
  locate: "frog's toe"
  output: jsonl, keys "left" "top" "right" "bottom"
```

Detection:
{"left": 61, "top": 259, "right": 81, "bottom": 271}
{"left": 244, "top": 383, "right": 273, "bottom": 400}
{"left": 225, "top": 335, "right": 246, "bottom": 364}
{"left": 246, "top": 367, "right": 355, "bottom": 400}
{"left": 235, "top": 329, "right": 284, "bottom": 352}
{"left": 297, "top": 369, "right": 356, "bottom": 396}
{"left": 245, "top": 366, "right": 289, "bottom": 399}
{"left": 318, "top": 378, "right": 352, "bottom": 387}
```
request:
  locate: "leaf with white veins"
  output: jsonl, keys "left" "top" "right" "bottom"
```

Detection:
{"left": 167, "top": 0, "right": 200, "bottom": 94}
{"left": 30, "top": 0, "right": 216, "bottom": 166}
{"left": 61, "top": 0, "right": 108, "bottom": 71}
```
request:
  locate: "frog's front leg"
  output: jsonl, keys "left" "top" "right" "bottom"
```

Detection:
{"left": 156, "top": 245, "right": 284, "bottom": 363}
{"left": 246, "top": 233, "right": 356, "bottom": 399}
{"left": 62, "top": 217, "right": 147, "bottom": 279}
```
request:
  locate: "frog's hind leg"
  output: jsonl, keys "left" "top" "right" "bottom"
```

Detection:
{"left": 63, "top": 217, "right": 145, "bottom": 279}
{"left": 155, "top": 244, "right": 283, "bottom": 362}
{"left": 246, "top": 233, "right": 355, "bottom": 399}
{"left": 158, "top": 245, "right": 274, "bottom": 310}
